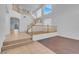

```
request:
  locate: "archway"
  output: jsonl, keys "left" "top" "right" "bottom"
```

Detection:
{"left": 10, "top": 17, "right": 20, "bottom": 33}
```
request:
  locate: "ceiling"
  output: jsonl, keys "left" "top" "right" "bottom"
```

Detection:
{"left": 18, "top": 4, "right": 42, "bottom": 12}
{"left": 13, "top": 4, "right": 43, "bottom": 14}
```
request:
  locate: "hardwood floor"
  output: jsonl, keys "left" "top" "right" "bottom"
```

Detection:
{"left": 2, "top": 42, "right": 54, "bottom": 54}
{"left": 2, "top": 32, "right": 32, "bottom": 51}
{"left": 4, "top": 32, "right": 31, "bottom": 42}
{"left": 39, "top": 36, "right": 79, "bottom": 54}
{"left": 3, "top": 32, "right": 79, "bottom": 54}
{"left": 1, "top": 32, "right": 55, "bottom": 54}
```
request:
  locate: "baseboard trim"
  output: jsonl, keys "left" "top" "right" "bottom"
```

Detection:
{"left": 33, "top": 32, "right": 58, "bottom": 41}
{"left": 58, "top": 34, "right": 79, "bottom": 40}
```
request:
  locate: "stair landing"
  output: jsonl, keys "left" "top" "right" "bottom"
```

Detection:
{"left": 5, "top": 32, "right": 31, "bottom": 42}
{"left": 2, "top": 32, "right": 32, "bottom": 52}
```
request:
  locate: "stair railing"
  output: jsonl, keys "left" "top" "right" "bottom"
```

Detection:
{"left": 27, "top": 18, "right": 42, "bottom": 33}
{"left": 28, "top": 25, "right": 57, "bottom": 35}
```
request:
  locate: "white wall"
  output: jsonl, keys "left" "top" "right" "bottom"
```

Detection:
{"left": 5, "top": 14, "right": 11, "bottom": 35}
{"left": 53, "top": 5, "right": 79, "bottom": 40}
{"left": 20, "top": 15, "right": 33, "bottom": 32}
{"left": 42, "top": 18, "right": 54, "bottom": 25}
{"left": 5, "top": 5, "right": 34, "bottom": 33}
{"left": 10, "top": 11, "right": 34, "bottom": 32}
{"left": 5, "top": 5, "right": 22, "bottom": 34}
{"left": 0, "top": 5, "right": 6, "bottom": 52}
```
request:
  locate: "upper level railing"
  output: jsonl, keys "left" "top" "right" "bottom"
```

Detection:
{"left": 28, "top": 25, "right": 57, "bottom": 35}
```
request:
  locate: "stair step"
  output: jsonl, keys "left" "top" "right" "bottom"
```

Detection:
{"left": 2, "top": 38, "right": 32, "bottom": 52}
{"left": 3, "top": 38, "right": 32, "bottom": 46}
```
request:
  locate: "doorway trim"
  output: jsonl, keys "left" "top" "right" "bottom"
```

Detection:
{"left": 10, "top": 17, "right": 20, "bottom": 33}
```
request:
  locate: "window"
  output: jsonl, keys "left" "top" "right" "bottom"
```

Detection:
{"left": 43, "top": 4, "right": 53, "bottom": 15}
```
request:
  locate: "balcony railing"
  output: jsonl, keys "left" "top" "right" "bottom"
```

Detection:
{"left": 28, "top": 25, "right": 57, "bottom": 35}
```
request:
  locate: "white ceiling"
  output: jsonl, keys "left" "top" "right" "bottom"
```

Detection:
{"left": 17, "top": 4, "right": 42, "bottom": 12}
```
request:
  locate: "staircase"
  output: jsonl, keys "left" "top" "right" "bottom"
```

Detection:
{"left": 1, "top": 32, "right": 32, "bottom": 53}
{"left": 27, "top": 18, "right": 42, "bottom": 33}
{"left": 1, "top": 5, "right": 44, "bottom": 53}
{"left": 12, "top": 4, "right": 43, "bottom": 34}
{"left": 10, "top": 4, "right": 57, "bottom": 36}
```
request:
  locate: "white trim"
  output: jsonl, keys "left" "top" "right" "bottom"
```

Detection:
{"left": 0, "top": 35, "right": 6, "bottom": 53}
{"left": 33, "top": 32, "right": 58, "bottom": 41}
{"left": 58, "top": 34, "right": 79, "bottom": 40}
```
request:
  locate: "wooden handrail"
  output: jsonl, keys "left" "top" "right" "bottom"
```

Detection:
{"left": 27, "top": 18, "right": 42, "bottom": 32}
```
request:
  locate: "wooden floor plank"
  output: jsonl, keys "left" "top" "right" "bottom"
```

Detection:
{"left": 39, "top": 36, "right": 79, "bottom": 54}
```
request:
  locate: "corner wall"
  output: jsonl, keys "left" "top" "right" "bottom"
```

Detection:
{"left": 0, "top": 5, "right": 6, "bottom": 52}
{"left": 54, "top": 5, "right": 79, "bottom": 40}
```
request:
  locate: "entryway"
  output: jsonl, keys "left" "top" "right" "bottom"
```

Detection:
{"left": 10, "top": 17, "right": 19, "bottom": 33}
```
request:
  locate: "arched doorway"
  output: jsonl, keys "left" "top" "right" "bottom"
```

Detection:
{"left": 10, "top": 17, "right": 20, "bottom": 33}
